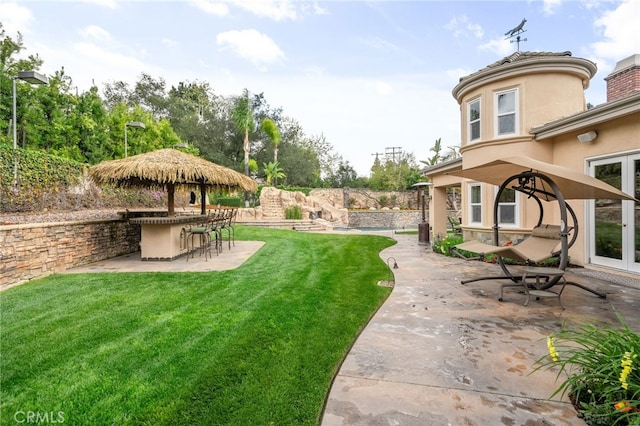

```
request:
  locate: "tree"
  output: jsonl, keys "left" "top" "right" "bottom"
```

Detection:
{"left": 0, "top": 24, "right": 45, "bottom": 147}
{"left": 369, "top": 152, "right": 420, "bottom": 190}
{"left": 325, "top": 159, "right": 359, "bottom": 188}
{"left": 260, "top": 117, "right": 281, "bottom": 162}
{"left": 263, "top": 161, "right": 285, "bottom": 186}
{"left": 231, "top": 88, "right": 255, "bottom": 177}
{"left": 420, "top": 138, "right": 460, "bottom": 167}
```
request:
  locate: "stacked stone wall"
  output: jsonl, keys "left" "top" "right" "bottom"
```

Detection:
{"left": 0, "top": 220, "right": 140, "bottom": 289}
{"left": 348, "top": 210, "right": 423, "bottom": 229}
{"left": 310, "top": 188, "right": 420, "bottom": 210}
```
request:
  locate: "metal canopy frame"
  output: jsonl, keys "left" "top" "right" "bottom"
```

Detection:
{"left": 460, "top": 169, "right": 606, "bottom": 299}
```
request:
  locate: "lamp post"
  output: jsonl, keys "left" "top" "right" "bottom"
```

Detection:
{"left": 12, "top": 71, "right": 49, "bottom": 185}
{"left": 124, "top": 121, "right": 146, "bottom": 157}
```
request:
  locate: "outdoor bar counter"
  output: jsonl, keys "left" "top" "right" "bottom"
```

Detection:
{"left": 129, "top": 215, "right": 207, "bottom": 260}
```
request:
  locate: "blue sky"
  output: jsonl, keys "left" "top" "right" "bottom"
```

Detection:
{"left": 2, "top": 0, "right": 639, "bottom": 175}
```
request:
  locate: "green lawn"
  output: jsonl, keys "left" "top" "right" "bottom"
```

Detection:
{"left": 0, "top": 227, "right": 395, "bottom": 425}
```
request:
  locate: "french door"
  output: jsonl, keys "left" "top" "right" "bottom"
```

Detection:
{"left": 588, "top": 153, "right": 640, "bottom": 273}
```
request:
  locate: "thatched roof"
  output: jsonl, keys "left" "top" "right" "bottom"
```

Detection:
{"left": 89, "top": 149, "right": 257, "bottom": 192}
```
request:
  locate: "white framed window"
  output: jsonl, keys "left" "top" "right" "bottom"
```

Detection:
{"left": 495, "top": 89, "right": 518, "bottom": 137}
{"left": 469, "top": 183, "right": 482, "bottom": 225}
{"left": 496, "top": 187, "right": 518, "bottom": 227}
{"left": 468, "top": 98, "right": 481, "bottom": 142}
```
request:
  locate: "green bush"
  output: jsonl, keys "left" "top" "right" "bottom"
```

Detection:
{"left": 285, "top": 205, "right": 302, "bottom": 220}
{"left": 211, "top": 196, "right": 243, "bottom": 207}
{"left": 533, "top": 313, "right": 640, "bottom": 425}
{"left": 432, "top": 235, "right": 464, "bottom": 256}
{"left": 1, "top": 147, "right": 84, "bottom": 212}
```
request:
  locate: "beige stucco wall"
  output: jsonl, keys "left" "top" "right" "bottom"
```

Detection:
{"left": 427, "top": 53, "right": 638, "bottom": 270}
{"left": 541, "top": 110, "right": 640, "bottom": 265}
{"left": 458, "top": 73, "right": 587, "bottom": 146}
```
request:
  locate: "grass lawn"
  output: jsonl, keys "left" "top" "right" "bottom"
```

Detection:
{"left": 0, "top": 227, "right": 395, "bottom": 425}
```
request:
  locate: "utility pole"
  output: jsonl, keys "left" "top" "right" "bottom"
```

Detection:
{"left": 385, "top": 146, "right": 403, "bottom": 163}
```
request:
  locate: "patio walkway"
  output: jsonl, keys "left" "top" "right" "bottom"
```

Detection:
{"left": 322, "top": 232, "right": 640, "bottom": 425}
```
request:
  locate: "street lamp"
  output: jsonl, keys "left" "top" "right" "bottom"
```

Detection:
{"left": 124, "top": 121, "right": 146, "bottom": 157}
{"left": 12, "top": 70, "right": 49, "bottom": 185}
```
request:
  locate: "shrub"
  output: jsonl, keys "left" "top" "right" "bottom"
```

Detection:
{"left": 211, "top": 196, "right": 243, "bottom": 207}
{"left": 533, "top": 313, "right": 640, "bottom": 425}
{"left": 432, "top": 234, "right": 464, "bottom": 256}
{"left": 285, "top": 205, "right": 302, "bottom": 220}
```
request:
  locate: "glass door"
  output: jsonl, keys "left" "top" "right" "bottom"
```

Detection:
{"left": 589, "top": 154, "right": 640, "bottom": 272}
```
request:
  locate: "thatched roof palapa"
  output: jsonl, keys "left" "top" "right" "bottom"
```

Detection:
{"left": 89, "top": 149, "right": 257, "bottom": 215}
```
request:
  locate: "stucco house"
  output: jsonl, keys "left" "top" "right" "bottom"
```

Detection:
{"left": 423, "top": 51, "right": 639, "bottom": 275}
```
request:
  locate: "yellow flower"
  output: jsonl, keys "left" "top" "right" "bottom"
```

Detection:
{"left": 547, "top": 336, "right": 559, "bottom": 362}
{"left": 619, "top": 351, "right": 634, "bottom": 390}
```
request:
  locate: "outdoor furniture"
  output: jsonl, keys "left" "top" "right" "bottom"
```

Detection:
{"left": 521, "top": 268, "right": 567, "bottom": 309}
{"left": 129, "top": 215, "right": 208, "bottom": 261}
{"left": 187, "top": 221, "right": 213, "bottom": 261}
{"left": 453, "top": 166, "right": 606, "bottom": 302}
{"left": 455, "top": 224, "right": 563, "bottom": 265}
{"left": 448, "top": 216, "right": 462, "bottom": 234}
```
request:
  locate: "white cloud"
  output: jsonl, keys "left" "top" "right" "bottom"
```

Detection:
{"left": 0, "top": 2, "right": 34, "bottom": 36}
{"left": 590, "top": 0, "right": 640, "bottom": 60}
{"left": 162, "top": 38, "right": 179, "bottom": 48}
{"left": 543, "top": 0, "right": 563, "bottom": 15}
{"left": 373, "top": 80, "right": 393, "bottom": 96}
{"left": 216, "top": 29, "right": 285, "bottom": 70}
{"left": 230, "top": 0, "right": 297, "bottom": 21}
{"left": 478, "top": 37, "right": 513, "bottom": 57}
{"left": 361, "top": 36, "right": 400, "bottom": 52}
{"left": 189, "top": 0, "right": 229, "bottom": 16}
{"left": 445, "top": 15, "right": 484, "bottom": 39}
{"left": 79, "top": 0, "right": 118, "bottom": 9}
{"left": 79, "top": 25, "right": 111, "bottom": 42}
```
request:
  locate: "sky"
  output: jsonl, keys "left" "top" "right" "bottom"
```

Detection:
{"left": 1, "top": 0, "right": 639, "bottom": 176}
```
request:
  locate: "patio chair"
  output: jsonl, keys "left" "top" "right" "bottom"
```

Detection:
{"left": 448, "top": 216, "right": 463, "bottom": 235}
{"left": 454, "top": 224, "right": 562, "bottom": 265}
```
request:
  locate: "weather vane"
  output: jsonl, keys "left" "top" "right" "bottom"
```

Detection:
{"left": 504, "top": 18, "right": 527, "bottom": 51}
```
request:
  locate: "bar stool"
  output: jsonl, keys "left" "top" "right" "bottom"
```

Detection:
{"left": 186, "top": 224, "right": 211, "bottom": 261}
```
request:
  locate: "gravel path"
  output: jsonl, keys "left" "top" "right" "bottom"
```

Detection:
{"left": 0, "top": 209, "right": 124, "bottom": 225}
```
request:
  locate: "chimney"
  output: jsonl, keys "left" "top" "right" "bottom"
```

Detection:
{"left": 605, "top": 54, "right": 640, "bottom": 102}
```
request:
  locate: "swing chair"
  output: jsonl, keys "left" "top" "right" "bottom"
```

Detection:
{"left": 448, "top": 156, "right": 637, "bottom": 304}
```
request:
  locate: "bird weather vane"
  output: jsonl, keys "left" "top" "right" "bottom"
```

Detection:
{"left": 504, "top": 18, "right": 527, "bottom": 51}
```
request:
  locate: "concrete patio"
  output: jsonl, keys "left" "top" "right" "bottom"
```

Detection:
{"left": 321, "top": 232, "right": 640, "bottom": 425}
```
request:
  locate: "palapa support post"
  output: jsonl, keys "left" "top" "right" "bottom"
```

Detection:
{"left": 167, "top": 183, "right": 175, "bottom": 216}
{"left": 200, "top": 184, "right": 207, "bottom": 215}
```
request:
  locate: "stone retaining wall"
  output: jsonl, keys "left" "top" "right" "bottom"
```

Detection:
{"left": 0, "top": 219, "right": 140, "bottom": 289}
{"left": 310, "top": 188, "right": 421, "bottom": 210}
{"left": 348, "top": 210, "right": 423, "bottom": 229}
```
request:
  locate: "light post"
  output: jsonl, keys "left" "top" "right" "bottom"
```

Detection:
{"left": 12, "top": 71, "right": 49, "bottom": 185}
{"left": 124, "top": 121, "right": 146, "bottom": 157}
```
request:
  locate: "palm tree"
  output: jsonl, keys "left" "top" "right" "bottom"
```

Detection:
{"left": 260, "top": 117, "right": 281, "bottom": 162}
{"left": 263, "top": 161, "right": 286, "bottom": 187}
{"left": 231, "top": 88, "right": 254, "bottom": 177}
{"left": 261, "top": 117, "right": 281, "bottom": 184}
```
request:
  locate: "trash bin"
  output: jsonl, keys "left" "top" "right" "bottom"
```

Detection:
{"left": 418, "top": 222, "right": 430, "bottom": 245}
